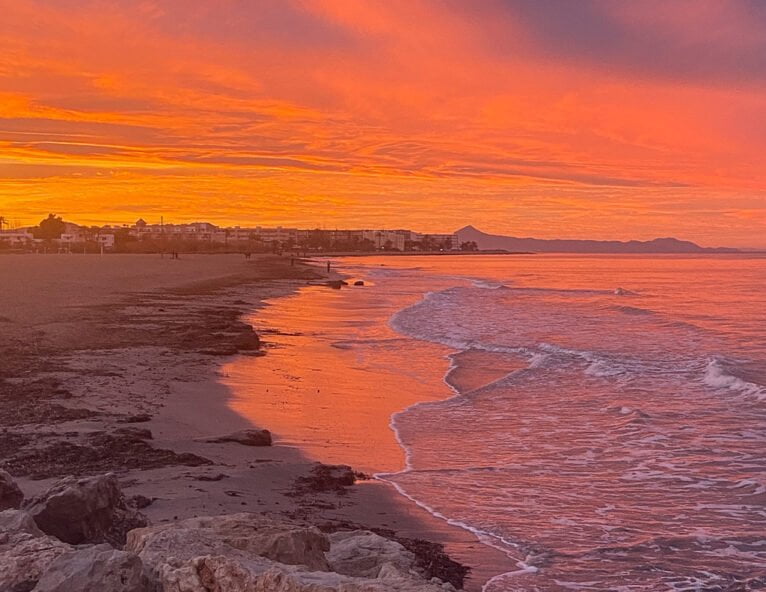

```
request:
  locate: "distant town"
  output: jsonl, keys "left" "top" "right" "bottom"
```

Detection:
{"left": 0, "top": 214, "right": 472, "bottom": 254}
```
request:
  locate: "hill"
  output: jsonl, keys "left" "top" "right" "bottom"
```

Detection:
{"left": 455, "top": 226, "right": 739, "bottom": 254}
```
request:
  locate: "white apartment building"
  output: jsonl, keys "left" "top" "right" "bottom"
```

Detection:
{"left": 0, "top": 229, "right": 35, "bottom": 246}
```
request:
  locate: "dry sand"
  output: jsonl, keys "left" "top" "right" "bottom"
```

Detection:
{"left": 0, "top": 253, "right": 512, "bottom": 590}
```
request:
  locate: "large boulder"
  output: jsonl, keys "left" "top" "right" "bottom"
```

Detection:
{"left": 126, "top": 514, "right": 456, "bottom": 592}
{"left": 327, "top": 530, "right": 421, "bottom": 579}
{"left": 155, "top": 555, "right": 456, "bottom": 592}
{"left": 126, "top": 513, "right": 330, "bottom": 573}
{"left": 23, "top": 473, "right": 147, "bottom": 546}
{"left": 0, "top": 469, "right": 23, "bottom": 510}
{"left": 32, "top": 544, "right": 151, "bottom": 592}
{"left": 0, "top": 509, "right": 73, "bottom": 592}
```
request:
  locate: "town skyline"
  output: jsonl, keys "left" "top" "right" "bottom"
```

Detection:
{"left": 1, "top": 212, "right": 751, "bottom": 252}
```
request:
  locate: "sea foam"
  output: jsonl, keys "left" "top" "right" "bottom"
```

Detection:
{"left": 703, "top": 357, "right": 765, "bottom": 399}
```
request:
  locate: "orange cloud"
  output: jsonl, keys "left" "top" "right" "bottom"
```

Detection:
{"left": 0, "top": 0, "right": 764, "bottom": 246}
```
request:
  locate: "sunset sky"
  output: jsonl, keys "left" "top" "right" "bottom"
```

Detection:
{"left": 1, "top": 0, "right": 765, "bottom": 247}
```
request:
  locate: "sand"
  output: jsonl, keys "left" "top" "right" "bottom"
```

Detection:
{"left": 0, "top": 253, "right": 512, "bottom": 590}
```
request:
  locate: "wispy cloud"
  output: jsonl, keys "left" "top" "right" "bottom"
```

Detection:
{"left": 0, "top": 0, "right": 763, "bottom": 246}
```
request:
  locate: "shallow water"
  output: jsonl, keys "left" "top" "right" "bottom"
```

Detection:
{"left": 225, "top": 254, "right": 766, "bottom": 591}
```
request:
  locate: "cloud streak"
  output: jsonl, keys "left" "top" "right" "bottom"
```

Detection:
{"left": 0, "top": 0, "right": 764, "bottom": 246}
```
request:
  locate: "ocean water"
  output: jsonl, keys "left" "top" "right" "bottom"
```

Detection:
{"left": 226, "top": 254, "right": 766, "bottom": 591}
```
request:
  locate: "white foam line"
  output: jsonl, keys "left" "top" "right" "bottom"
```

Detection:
{"left": 703, "top": 357, "right": 765, "bottom": 399}
{"left": 379, "top": 290, "right": 547, "bottom": 589}
{"left": 373, "top": 473, "right": 538, "bottom": 591}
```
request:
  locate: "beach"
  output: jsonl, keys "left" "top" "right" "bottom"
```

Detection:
{"left": 0, "top": 253, "right": 510, "bottom": 591}
{"left": 7, "top": 252, "right": 762, "bottom": 590}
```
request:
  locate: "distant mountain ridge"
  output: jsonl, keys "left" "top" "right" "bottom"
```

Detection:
{"left": 455, "top": 226, "right": 739, "bottom": 253}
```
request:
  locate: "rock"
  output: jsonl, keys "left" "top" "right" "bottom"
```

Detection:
{"left": 195, "top": 473, "right": 227, "bottom": 482}
{"left": 231, "top": 327, "right": 260, "bottom": 351}
{"left": 126, "top": 514, "right": 456, "bottom": 591}
{"left": 156, "top": 554, "right": 456, "bottom": 591}
{"left": 0, "top": 509, "right": 73, "bottom": 592}
{"left": 291, "top": 464, "right": 362, "bottom": 496}
{"left": 5, "top": 435, "right": 211, "bottom": 480}
{"left": 0, "top": 507, "right": 43, "bottom": 536}
{"left": 32, "top": 544, "right": 151, "bottom": 592}
{"left": 126, "top": 513, "right": 330, "bottom": 574}
{"left": 155, "top": 555, "right": 273, "bottom": 592}
{"left": 23, "top": 473, "right": 147, "bottom": 546}
{"left": 117, "top": 414, "right": 152, "bottom": 424}
{"left": 127, "top": 494, "right": 153, "bottom": 510}
{"left": 327, "top": 530, "right": 420, "bottom": 579}
{"left": 112, "top": 427, "right": 153, "bottom": 441}
{"left": 353, "top": 280, "right": 365, "bottom": 286}
{"left": 199, "top": 346, "right": 240, "bottom": 356}
{"left": 325, "top": 280, "right": 345, "bottom": 290}
{"left": 203, "top": 429, "right": 272, "bottom": 447}
{"left": 0, "top": 468, "right": 23, "bottom": 510}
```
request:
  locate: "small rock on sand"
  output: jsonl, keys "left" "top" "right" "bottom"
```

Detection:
{"left": 291, "top": 463, "right": 365, "bottom": 496}
{"left": 112, "top": 426, "right": 153, "bottom": 440}
{"left": 195, "top": 472, "right": 228, "bottom": 482}
{"left": 203, "top": 428, "right": 272, "bottom": 447}
{"left": 325, "top": 280, "right": 346, "bottom": 289}
{"left": 117, "top": 413, "right": 152, "bottom": 424}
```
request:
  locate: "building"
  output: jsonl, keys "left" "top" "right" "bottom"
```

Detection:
{"left": 35, "top": 217, "right": 461, "bottom": 253}
{"left": 361, "top": 230, "right": 406, "bottom": 251}
{"left": 0, "top": 229, "right": 34, "bottom": 246}
{"left": 96, "top": 234, "right": 115, "bottom": 249}
{"left": 409, "top": 232, "right": 459, "bottom": 251}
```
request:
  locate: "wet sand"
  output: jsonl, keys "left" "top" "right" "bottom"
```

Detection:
{"left": 0, "top": 253, "right": 510, "bottom": 590}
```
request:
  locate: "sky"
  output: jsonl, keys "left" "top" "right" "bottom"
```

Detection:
{"left": 0, "top": 0, "right": 764, "bottom": 247}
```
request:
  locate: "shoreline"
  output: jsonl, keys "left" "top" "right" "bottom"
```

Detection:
{"left": 223, "top": 257, "right": 518, "bottom": 589}
{"left": 0, "top": 253, "right": 507, "bottom": 590}
{"left": 318, "top": 250, "right": 530, "bottom": 257}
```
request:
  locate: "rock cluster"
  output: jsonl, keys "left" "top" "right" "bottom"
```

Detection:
{"left": 127, "top": 514, "right": 457, "bottom": 592}
{"left": 0, "top": 472, "right": 460, "bottom": 591}
{"left": 3, "top": 429, "right": 211, "bottom": 480}
{"left": 291, "top": 463, "right": 366, "bottom": 496}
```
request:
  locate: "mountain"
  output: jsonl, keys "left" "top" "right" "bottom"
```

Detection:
{"left": 455, "top": 226, "right": 740, "bottom": 254}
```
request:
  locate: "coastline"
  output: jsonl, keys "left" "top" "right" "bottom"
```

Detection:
{"left": 220, "top": 257, "right": 518, "bottom": 589}
{"left": 0, "top": 253, "right": 509, "bottom": 590}
{"left": 315, "top": 250, "right": 530, "bottom": 257}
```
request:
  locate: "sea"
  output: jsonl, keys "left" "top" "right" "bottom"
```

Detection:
{"left": 224, "top": 254, "right": 766, "bottom": 591}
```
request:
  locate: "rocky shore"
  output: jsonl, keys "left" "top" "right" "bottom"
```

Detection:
{"left": 0, "top": 254, "right": 472, "bottom": 591}
{"left": 1, "top": 471, "right": 459, "bottom": 591}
